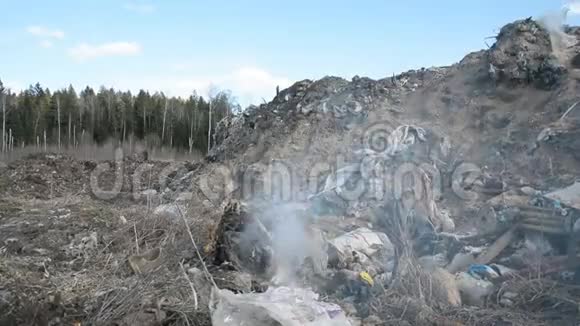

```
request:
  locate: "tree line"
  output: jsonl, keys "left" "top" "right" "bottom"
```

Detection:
{"left": 0, "top": 79, "right": 239, "bottom": 154}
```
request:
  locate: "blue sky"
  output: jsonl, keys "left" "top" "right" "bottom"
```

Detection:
{"left": 1, "top": 0, "right": 579, "bottom": 106}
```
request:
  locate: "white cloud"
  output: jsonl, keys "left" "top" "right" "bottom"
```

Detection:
{"left": 124, "top": 2, "right": 155, "bottom": 14}
{"left": 39, "top": 40, "right": 53, "bottom": 48}
{"left": 172, "top": 66, "right": 291, "bottom": 106}
{"left": 169, "top": 62, "right": 195, "bottom": 71}
{"left": 26, "top": 25, "right": 64, "bottom": 39}
{"left": 2, "top": 80, "right": 25, "bottom": 94}
{"left": 233, "top": 67, "right": 291, "bottom": 94}
{"left": 68, "top": 42, "right": 142, "bottom": 61}
{"left": 104, "top": 66, "right": 290, "bottom": 107}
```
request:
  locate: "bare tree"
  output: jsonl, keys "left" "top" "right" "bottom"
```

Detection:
{"left": 207, "top": 99, "right": 212, "bottom": 152}
{"left": 2, "top": 92, "right": 5, "bottom": 153}
{"left": 143, "top": 100, "right": 146, "bottom": 141}
{"left": 162, "top": 97, "right": 168, "bottom": 144}
{"left": 189, "top": 101, "right": 195, "bottom": 153}
{"left": 57, "top": 96, "right": 61, "bottom": 149}
{"left": 33, "top": 108, "right": 41, "bottom": 146}
{"left": 68, "top": 111, "right": 72, "bottom": 148}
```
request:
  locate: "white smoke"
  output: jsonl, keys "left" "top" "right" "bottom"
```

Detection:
{"left": 241, "top": 201, "right": 327, "bottom": 286}
{"left": 566, "top": 1, "right": 580, "bottom": 15}
{"left": 539, "top": 8, "right": 567, "bottom": 36}
{"left": 264, "top": 202, "right": 327, "bottom": 285}
{"left": 538, "top": 5, "right": 576, "bottom": 63}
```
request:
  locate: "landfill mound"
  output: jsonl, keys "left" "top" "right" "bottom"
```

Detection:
{"left": 195, "top": 18, "right": 580, "bottom": 325}
{"left": 3, "top": 18, "right": 580, "bottom": 326}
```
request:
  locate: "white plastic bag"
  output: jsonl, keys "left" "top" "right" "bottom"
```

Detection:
{"left": 330, "top": 227, "right": 393, "bottom": 258}
{"left": 210, "top": 286, "right": 352, "bottom": 326}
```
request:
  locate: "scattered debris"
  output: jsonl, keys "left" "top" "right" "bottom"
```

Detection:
{"left": 544, "top": 181, "right": 580, "bottom": 210}
{"left": 456, "top": 271, "right": 494, "bottom": 306}
{"left": 328, "top": 228, "right": 394, "bottom": 267}
{"left": 475, "top": 227, "right": 516, "bottom": 265}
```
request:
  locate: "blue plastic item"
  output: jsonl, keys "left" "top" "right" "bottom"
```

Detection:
{"left": 468, "top": 264, "right": 499, "bottom": 280}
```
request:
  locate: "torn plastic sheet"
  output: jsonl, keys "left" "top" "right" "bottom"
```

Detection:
{"left": 210, "top": 286, "right": 352, "bottom": 326}
{"left": 330, "top": 227, "right": 393, "bottom": 258}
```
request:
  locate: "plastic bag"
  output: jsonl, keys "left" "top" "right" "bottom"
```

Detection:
{"left": 330, "top": 227, "right": 393, "bottom": 258}
{"left": 210, "top": 286, "right": 352, "bottom": 326}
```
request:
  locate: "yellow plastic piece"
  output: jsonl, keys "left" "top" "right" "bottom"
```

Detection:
{"left": 359, "top": 271, "right": 374, "bottom": 287}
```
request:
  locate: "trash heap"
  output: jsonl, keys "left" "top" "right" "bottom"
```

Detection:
{"left": 202, "top": 121, "right": 580, "bottom": 325}
{"left": 189, "top": 17, "right": 580, "bottom": 326}
{"left": 488, "top": 17, "right": 568, "bottom": 89}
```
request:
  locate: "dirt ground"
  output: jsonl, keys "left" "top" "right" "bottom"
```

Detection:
{"left": 0, "top": 155, "right": 214, "bottom": 326}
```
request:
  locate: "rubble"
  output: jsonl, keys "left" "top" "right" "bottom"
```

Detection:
{"left": 533, "top": 118, "right": 580, "bottom": 159}
{"left": 488, "top": 18, "right": 567, "bottom": 89}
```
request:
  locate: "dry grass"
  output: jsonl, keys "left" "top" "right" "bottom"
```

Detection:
{"left": 85, "top": 210, "right": 209, "bottom": 325}
{"left": 0, "top": 199, "right": 216, "bottom": 326}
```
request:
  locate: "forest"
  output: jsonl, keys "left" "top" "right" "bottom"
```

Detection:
{"left": 0, "top": 79, "right": 239, "bottom": 155}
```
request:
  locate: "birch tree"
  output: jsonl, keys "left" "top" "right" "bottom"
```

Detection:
{"left": 1, "top": 82, "right": 5, "bottom": 153}
{"left": 207, "top": 99, "right": 212, "bottom": 152}
{"left": 57, "top": 96, "right": 61, "bottom": 149}
{"left": 162, "top": 97, "right": 168, "bottom": 144}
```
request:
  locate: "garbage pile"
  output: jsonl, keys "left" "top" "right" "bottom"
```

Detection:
{"left": 189, "top": 17, "right": 580, "bottom": 326}
{"left": 202, "top": 121, "right": 580, "bottom": 325}
{"left": 488, "top": 18, "right": 567, "bottom": 89}
{"left": 207, "top": 69, "right": 449, "bottom": 165}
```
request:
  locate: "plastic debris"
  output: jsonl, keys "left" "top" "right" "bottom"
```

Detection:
{"left": 385, "top": 125, "right": 426, "bottom": 156}
{"left": 468, "top": 264, "right": 500, "bottom": 280}
{"left": 544, "top": 181, "right": 580, "bottom": 210}
{"left": 456, "top": 272, "right": 494, "bottom": 306}
{"left": 329, "top": 228, "right": 393, "bottom": 262}
{"left": 359, "top": 271, "right": 374, "bottom": 287}
{"left": 210, "top": 286, "right": 352, "bottom": 326}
